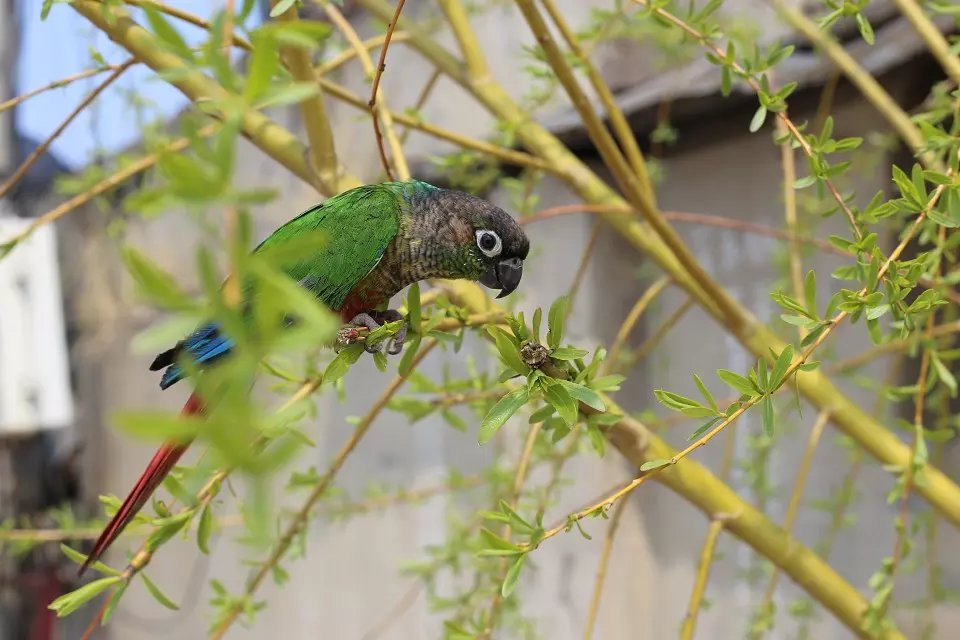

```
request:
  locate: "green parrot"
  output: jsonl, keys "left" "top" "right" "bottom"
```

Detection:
{"left": 79, "top": 179, "right": 529, "bottom": 575}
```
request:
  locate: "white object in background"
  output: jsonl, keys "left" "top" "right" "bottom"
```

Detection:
{"left": 0, "top": 211, "right": 74, "bottom": 433}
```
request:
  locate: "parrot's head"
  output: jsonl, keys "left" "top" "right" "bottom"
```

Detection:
{"left": 419, "top": 188, "right": 529, "bottom": 299}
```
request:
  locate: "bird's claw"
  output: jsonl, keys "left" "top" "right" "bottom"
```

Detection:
{"left": 344, "top": 311, "right": 407, "bottom": 355}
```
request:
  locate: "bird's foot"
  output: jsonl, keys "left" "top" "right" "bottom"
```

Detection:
{"left": 341, "top": 310, "right": 407, "bottom": 355}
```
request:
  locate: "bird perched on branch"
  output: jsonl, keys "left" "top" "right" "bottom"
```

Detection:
{"left": 79, "top": 179, "right": 529, "bottom": 575}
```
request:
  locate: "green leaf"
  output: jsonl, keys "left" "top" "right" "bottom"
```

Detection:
{"left": 141, "top": 573, "right": 180, "bottom": 610}
{"left": 121, "top": 247, "right": 192, "bottom": 310}
{"left": 528, "top": 404, "right": 555, "bottom": 423}
{"left": 547, "top": 296, "right": 568, "bottom": 349}
{"left": 693, "top": 374, "right": 720, "bottom": 413}
{"left": 749, "top": 105, "right": 768, "bottom": 132}
{"left": 761, "top": 395, "right": 775, "bottom": 437}
{"left": 498, "top": 500, "right": 536, "bottom": 534}
{"left": 770, "top": 345, "right": 794, "bottom": 388}
{"left": 398, "top": 336, "right": 422, "bottom": 377}
{"left": 244, "top": 33, "right": 280, "bottom": 102}
{"left": 532, "top": 307, "right": 542, "bottom": 343}
{"left": 407, "top": 282, "right": 421, "bottom": 333}
{"left": 59, "top": 544, "right": 121, "bottom": 576}
{"left": 269, "top": 0, "right": 297, "bottom": 17}
{"left": 640, "top": 458, "right": 671, "bottom": 472}
{"left": 197, "top": 504, "right": 213, "bottom": 555}
{"left": 688, "top": 417, "right": 722, "bottom": 441}
{"left": 49, "top": 576, "right": 122, "bottom": 618}
{"left": 477, "top": 527, "right": 523, "bottom": 555}
{"left": 478, "top": 388, "right": 529, "bottom": 444}
{"left": 550, "top": 347, "right": 589, "bottom": 361}
{"left": 556, "top": 379, "right": 605, "bottom": 412}
{"left": 501, "top": 555, "right": 526, "bottom": 598}
{"left": 487, "top": 326, "right": 530, "bottom": 375}
{"left": 803, "top": 270, "right": 817, "bottom": 317}
{"left": 856, "top": 12, "right": 875, "bottom": 45}
{"left": 591, "top": 375, "right": 625, "bottom": 392}
{"left": 255, "top": 82, "right": 321, "bottom": 109}
{"left": 654, "top": 389, "right": 715, "bottom": 418}
{"left": 543, "top": 381, "right": 579, "bottom": 425}
{"left": 101, "top": 583, "right": 128, "bottom": 624}
{"left": 324, "top": 344, "right": 363, "bottom": 384}
{"left": 142, "top": 5, "right": 194, "bottom": 60}
{"left": 931, "top": 352, "right": 957, "bottom": 396}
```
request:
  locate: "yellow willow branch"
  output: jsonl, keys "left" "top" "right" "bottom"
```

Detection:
{"left": 752, "top": 410, "right": 831, "bottom": 638}
{"left": 680, "top": 517, "right": 727, "bottom": 640}
{"left": 606, "top": 276, "right": 671, "bottom": 367}
{"left": 539, "top": 0, "right": 653, "bottom": 196}
{"left": 889, "top": 0, "right": 960, "bottom": 85}
{"left": 271, "top": 0, "right": 341, "bottom": 192}
{"left": 316, "top": 32, "right": 412, "bottom": 76}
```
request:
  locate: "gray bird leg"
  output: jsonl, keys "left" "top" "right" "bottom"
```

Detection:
{"left": 343, "top": 310, "right": 407, "bottom": 354}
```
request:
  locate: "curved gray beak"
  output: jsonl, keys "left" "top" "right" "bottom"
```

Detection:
{"left": 479, "top": 257, "right": 523, "bottom": 299}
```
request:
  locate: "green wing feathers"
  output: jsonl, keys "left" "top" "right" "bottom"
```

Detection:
{"left": 254, "top": 184, "right": 404, "bottom": 310}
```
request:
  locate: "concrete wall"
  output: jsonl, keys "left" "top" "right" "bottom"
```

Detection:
{"left": 54, "top": 3, "right": 955, "bottom": 639}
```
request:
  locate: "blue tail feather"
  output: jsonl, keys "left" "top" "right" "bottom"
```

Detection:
{"left": 155, "top": 323, "right": 234, "bottom": 389}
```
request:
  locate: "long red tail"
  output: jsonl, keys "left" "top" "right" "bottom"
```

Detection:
{"left": 79, "top": 392, "right": 205, "bottom": 576}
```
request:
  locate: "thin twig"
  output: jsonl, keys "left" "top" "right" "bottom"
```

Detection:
{"left": 777, "top": 113, "right": 805, "bottom": 339}
{"left": 0, "top": 60, "right": 135, "bottom": 200}
{"left": 680, "top": 517, "right": 726, "bottom": 640}
{"left": 316, "top": 76, "right": 554, "bottom": 172}
{"left": 368, "top": 0, "right": 408, "bottom": 180}
{"left": 606, "top": 276, "right": 671, "bottom": 368}
{"left": 582, "top": 498, "right": 629, "bottom": 640}
{"left": 398, "top": 68, "right": 442, "bottom": 145}
{"left": 320, "top": 0, "right": 409, "bottom": 181}
{"left": 317, "top": 32, "right": 411, "bottom": 76}
{"left": 889, "top": 0, "right": 960, "bottom": 85}
{"left": 1, "top": 123, "right": 219, "bottom": 253}
{"left": 0, "top": 61, "right": 132, "bottom": 114}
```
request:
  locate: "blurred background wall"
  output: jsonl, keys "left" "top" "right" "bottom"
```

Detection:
{"left": 0, "top": 1, "right": 956, "bottom": 638}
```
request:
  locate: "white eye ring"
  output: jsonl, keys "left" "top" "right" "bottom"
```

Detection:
{"left": 475, "top": 229, "right": 502, "bottom": 257}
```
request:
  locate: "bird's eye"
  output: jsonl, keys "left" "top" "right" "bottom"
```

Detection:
{"left": 475, "top": 230, "right": 502, "bottom": 257}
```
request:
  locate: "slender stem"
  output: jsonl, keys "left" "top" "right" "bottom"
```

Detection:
{"left": 1, "top": 123, "right": 218, "bottom": 253}
{"left": 317, "top": 76, "right": 555, "bottom": 172}
{"left": 398, "top": 68, "right": 442, "bottom": 144}
{"left": 317, "top": 32, "right": 411, "bottom": 76}
{"left": 582, "top": 498, "right": 629, "bottom": 640}
{"left": 777, "top": 114, "right": 805, "bottom": 339}
{"left": 367, "top": 0, "right": 409, "bottom": 180}
{"left": 482, "top": 420, "right": 542, "bottom": 636}
{"left": 209, "top": 340, "right": 437, "bottom": 639}
{"left": 765, "top": 0, "right": 939, "bottom": 170}
{"left": 321, "top": 0, "right": 410, "bottom": 180}
{"left": 606, "top": 276, "right": 671, "bottom": 368}
{"left": 0, "top": 60, "right": 135, "bottom": 200}
{"left": 680, "top": 518, "right": 726, "bottom": 640}
{"left": 0, "top": 61, "right": 132, "bottom": 114}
